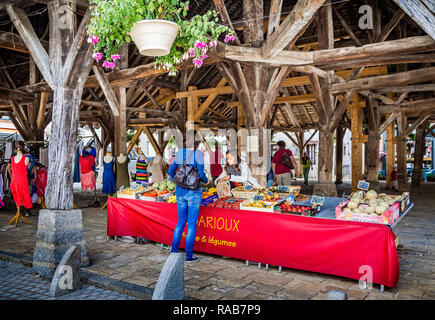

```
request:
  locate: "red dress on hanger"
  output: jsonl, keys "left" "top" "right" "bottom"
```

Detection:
{"left": 10, "top": 155, "right": 32, "bottom": 209}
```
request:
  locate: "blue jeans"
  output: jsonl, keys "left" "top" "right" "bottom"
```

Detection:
{"left": 267, "top": 179, "right": 274, "bottom": 188}
{"left": 170, "top": 190, "right": 202, "bottom": 260}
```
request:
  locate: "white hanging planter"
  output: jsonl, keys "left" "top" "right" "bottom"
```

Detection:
{"left": 130, "top": 19, "right": 180, "bottom": 57}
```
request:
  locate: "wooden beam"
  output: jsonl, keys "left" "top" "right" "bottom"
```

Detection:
{"left": 329, "top": 90, "right": 356, "bottom": 133}
{"left": 6, "top": 4, "right": 54, "bottom": 89}
{"left": 92, "top": 65, "right": 120, "bottom": 117}
{"left": 0, "top": 31, "right": 49, "bottom": 53}
{"left": 332, "top": 67, "right": 435, "bottom": 93}
{"left": 36, "top": 91, "right": 48, "bottom": 131}
{"left": 126, "top": 126, "right": 144, "bottom": 156}
{"left": 379, "top": 112, "right": 401, "bottom": 136}
{"left": 378, "top": 98, "right": 435, "bottom": 114}
{"left": 213, "top": 0, "right": 241, "bottom": 45}
{"left": 405, "top": 115, "right": 431, "bottom": 136}
{"left": 266, "top": 0, "right": 283, "bottom": 38}
{"left": 193, "top": 78, "right": 227, "bottom": 121}
{"left": 262, "top": 0, "right": 326, "bottom": 58}
{"left": 376, "top": 9, "right": 405, "bottom": 42}
{"left": 143, "top": 126, "right": 162, "bottom": 156}
{"left": 392, "top": 0, "right": 435, "bottom": 40}
{"left": 332, "top": 6, "right": 361, "bottom": 47}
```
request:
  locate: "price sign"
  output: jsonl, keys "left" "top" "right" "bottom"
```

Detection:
{"left": 357, "top": 180, "right": 370, "bottom": 191}
{"left": 311, "top": 195, "right": 325, "bottom": 206}
{"left": 244, "top": 185, "right": 253, "bottom": 191}
{"left": 278, "top": 185, "right": 289, "bottom": 192}
{"left": 141, "top": 182, "right": 149, "bottom": 188}
{"left": 253, "top": 194, "right": 264, "bottom": 201}
{"left": 131, "top": 183, "right": 139, "bottom": 191}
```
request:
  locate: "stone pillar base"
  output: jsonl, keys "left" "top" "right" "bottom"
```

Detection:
{"left": 33, "top": 209, "right": 89, "bottom": 279}
{"left": 313, "top": 182, "right": 337, "bottom": 197}
{"left": 366, "top": 180, "right": 380, "bottom": 192}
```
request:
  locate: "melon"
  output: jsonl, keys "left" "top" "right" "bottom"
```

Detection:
{"left": 366, "top": 190, "right": 378, "bottom": 200}
{"left": 347, "top": 201, "right": 359, "bottom": 210}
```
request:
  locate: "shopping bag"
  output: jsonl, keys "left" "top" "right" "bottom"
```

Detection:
{"left": 216, "top": 180, "right": 232, "bottom": 198}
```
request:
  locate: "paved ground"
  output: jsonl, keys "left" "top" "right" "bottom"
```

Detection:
{"left": 0, "top": 181, "right": 433, "bottom": 300}
{"left": 0, "top": 259, "right": 136, "bottom": 300}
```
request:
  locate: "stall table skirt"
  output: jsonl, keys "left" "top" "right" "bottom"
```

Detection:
{"left": 107, "top": 197, "right": 400, "bottom": 288}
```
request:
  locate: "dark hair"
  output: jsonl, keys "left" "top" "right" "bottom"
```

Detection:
{"left": 277, "top": 140, "right": 286, "bottom": 148}
{"left": 224, "top": 151, "right": 241, "bottom": 175}
{"left": 184, "top": 129, "right": 200, "bottom": 150}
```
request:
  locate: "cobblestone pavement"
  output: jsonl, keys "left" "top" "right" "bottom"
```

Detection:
{"left": 0, "top": 181, "right": 433, "bottom": 300}
{"left": 0, "top": 259, "right": 137, "bottom": 300}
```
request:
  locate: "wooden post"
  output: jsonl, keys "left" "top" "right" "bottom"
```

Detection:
{"left": 386, "top": 115, "right": 395, "bottom": 189}
{"left": 186, "top": 86, "right": 198, "bottom": 131}
{"left": 351, "top": 94, "right": 363, "bottom": 191}
{"left": 335, "top": 125, "right": 344, "bottom": 184}
{"left": 411, "top": 121, "right": 428, "bottom": 186}
{"left": 396, "top": 112, "right": 408, "bottom": 189}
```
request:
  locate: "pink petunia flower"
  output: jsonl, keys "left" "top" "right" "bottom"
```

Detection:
{"left": 93, "top": 52, "right": 103, "bottom": 61}
{"left": 201, "top": 48, "right": 208, "bottom": 55}
{"left": 188, "top": 47, "right": 195, "bottom": 57}
{"left": 200, "top": 54, "right": 208, "bottom": 60}
{"left": 91, "top": 35, "right": 100, "bottom": 45}
{"left": 111, "top": 54, "right": 121, "bottom": 61}
{"left": 192, "top": 58, "right": 203, "bottom": 68}
{"left": 103, "top": 60, "right": 115, "bottom": 69}
{"left": 208, "top": 40, "right": 217, "bottom": 47}
{"left": 224, "top": 35, "right": 236, "bottom": 44}
{"left": 182, "top": 52, "right": 189, "bottom": 61}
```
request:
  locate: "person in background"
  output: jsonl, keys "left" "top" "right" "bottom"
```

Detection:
{"left": 301, "top": 152, "right": 312, "bottom": 185}
{"left": 272, "top": 140, "right": 297, "bottom": 186}
{"left": 391, "top": 164, "right": 398, "bottom": 192}
{"left": 168, "top": 130, "right": 208, "bottom": 263}
{"left": 210, "top": 140, "right": 224, "bottom": 185}
{"left": 215, "top": 152, "right": 262, "bottom": 188}
{"left": 267, "top": 156, "right": 275, "bottom": 188}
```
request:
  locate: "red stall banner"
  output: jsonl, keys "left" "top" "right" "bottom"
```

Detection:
{"left": 107, "top": 197, "right": 400, "bottom": 287}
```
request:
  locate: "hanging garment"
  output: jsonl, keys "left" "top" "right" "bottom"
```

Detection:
{"left": 73, "top": 146, "right": 80, "bottom": 183}
{"left": 116, "top": 158, "right": 130, "bottom": 190}
{"left": 35, "top": 167, "right": 47, "bottom": 197}
{"left": 151, "top": 155, "right": 168, "bottom": 183}
{"left": 79, "top": 154, "right": 95, "bottom": 174}
{"left": 102, "top": 158, "right": 116, "bottom": 195}
{"left": 0, "top": 172, "right": 3, "bottom": 200}
{"left": 81, "top": 171, "right": 96, "bottom": 192}
{"left": 4, "top": 142, "right": 12, "bottom": 160}
{"left": 135, "top": 159, "right": 148, "bottom": 183}
{"left": 82, "top": 147, "right": 97, "bottom": 171}
{"left": 39, "top": 147, "right": 49, "bottom": 167}
{"left": 10, "top": 156, "right": 32, "bottom": 209}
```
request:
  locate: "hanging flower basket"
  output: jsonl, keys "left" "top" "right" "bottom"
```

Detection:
{"left": 130, "top": 19, "right": 180, "bottom": 56}
{"left": 87, "top": 0, "right": 236, "bottom": 74}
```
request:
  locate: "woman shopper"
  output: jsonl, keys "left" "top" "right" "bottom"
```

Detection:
{"left": 168, "top": 130, "right": 208, "bottom": 262}
{"left": 215, "top": 152, "right": 262, "bottom": 188}
{"left": 301, "top": 152, "right": 312, "bottom": 185}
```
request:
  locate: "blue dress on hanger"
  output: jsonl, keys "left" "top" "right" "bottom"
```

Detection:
{"left": 73, "top": 146, "right": 81, "bottom": 183}
{"left": 102, "top": 158, "right": 116, "bottom": 195}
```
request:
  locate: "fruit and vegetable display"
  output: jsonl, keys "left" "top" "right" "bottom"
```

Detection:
{"left": 274, "top": 202, "right": 320, "bottom": 217}
{"left": 342, "top": 190, "right": 402, "bottom": 216}
{"left": 244, "top": 201, "right": 274, "bottom": 209}
{"left": 232, "top": 186, "right": 263, "bottom": 193}
{"left": 153, "top": 179, "right": 176, "bottom": 192}
{"left": 117, "top": 186, "right": 148, "bottom": 199}
{"left": 167, "top": 195, "right": 177, "bottom": 203}
{"left": 202, "top": 188, "right": 217, "bottom": 199}
{"left": 267, "top": 185, "right": 301, "bottom": 197}
{"left": 207, "top": 197, "right": 244, "bottom": 209}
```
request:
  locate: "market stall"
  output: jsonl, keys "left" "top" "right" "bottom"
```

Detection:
{"left": 107, "top": 185, "right": 413, "bottom": 288}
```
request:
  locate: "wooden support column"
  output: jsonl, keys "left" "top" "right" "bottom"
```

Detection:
{"left": 186, "top": 86, "right": 198, "bottom": 131}
{"left": 351, "top": 95, "right": 363, "bottom": 191}
{"left": 396, "top": 112, "right": 408, "bottom": 189}
{"left": 365, "top": 95, "right": 380, "bottom": 191}
{"left": 385, "top": 114, "right": 395, "bottom": 189}
{"left": 411, "top": 120, "right": 428, "bottom": 186}
{"left": 114, "top": 45, "right": 128, "bottom": 156}
{"left": 335, "top": 125, "right": 344, "bottom": 184}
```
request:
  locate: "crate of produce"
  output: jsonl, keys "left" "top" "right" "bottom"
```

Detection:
{"left": 207, "top": 197, "right": 244, "bottom": 210}
{"left": 267, "top": 185, "right": 301, "bottom": 197}
{"left": 201, "top": 194, "right": 218, "bottom": 206}
{"left": 231, "top": 186, "right": 264, "bottom": 199}
{"left": 274, "top": 201, "right": 320, "bottom": 217}
{"left": 138, "top": 189, "right": 159, "bottom": 201}
{"left": 335, "top": 200, "right": 399, "bottom": 225}
{"left": 392, "top": 192, "right": 410, "bottom": 216}
{"left": 117, "top": 186, "right": 148, "bottom": 199}
{"left": 240, "top": 200, "right": 277, "bottom": 213}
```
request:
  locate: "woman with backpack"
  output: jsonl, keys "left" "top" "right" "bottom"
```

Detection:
{"left": 272, "top": 140, "right": 298, "bottom": 186}
{"left": 168, "top": 130, "right": 208, "bottom": 263}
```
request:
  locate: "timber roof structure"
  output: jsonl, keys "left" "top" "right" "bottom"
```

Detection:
{"left": 0, "top": 0, "right": 434, "bottom": 148}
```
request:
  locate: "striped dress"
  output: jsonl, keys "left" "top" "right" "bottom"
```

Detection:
{"left": 135, "top": 159, "right": 148, "bottom": 183}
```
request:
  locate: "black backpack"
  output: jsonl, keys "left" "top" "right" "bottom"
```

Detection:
{"left": 173, "top": 150, "right": 200, "bottom": 190}
{"left": 281, "top": 151, "right": 294, "bottom": 170}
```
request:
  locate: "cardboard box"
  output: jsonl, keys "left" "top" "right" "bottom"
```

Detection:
{"left": 335, "top": 200, "right": 399, "bottom": 225}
